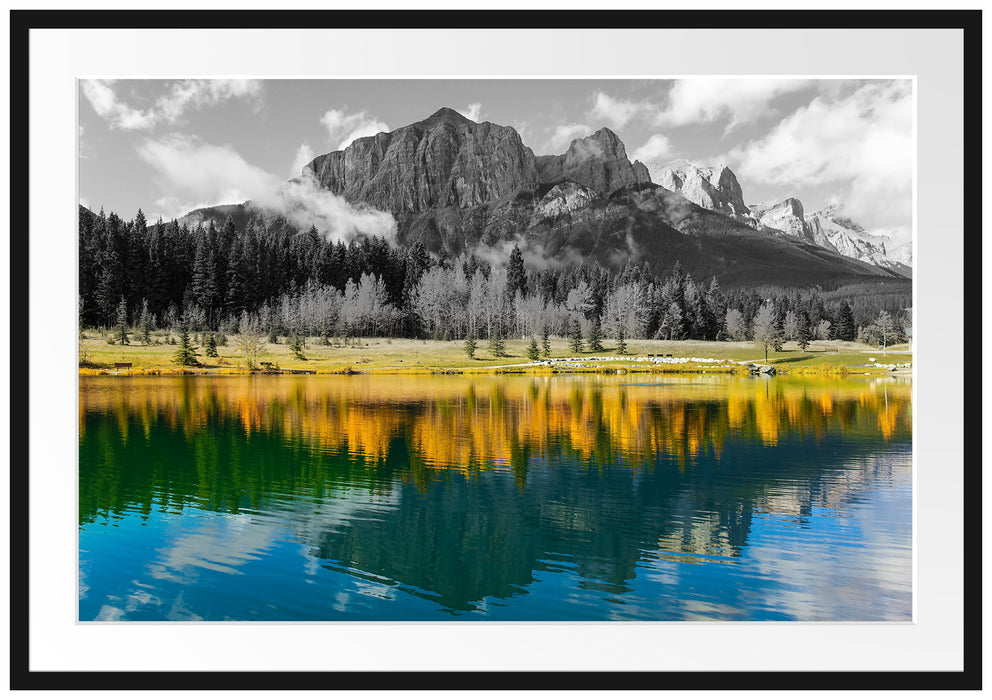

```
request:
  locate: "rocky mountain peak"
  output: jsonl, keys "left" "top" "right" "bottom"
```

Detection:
{"left": 416, "top": 106, "right": 477, "bottom": 128}
{"left": 749, "top": 198, "right": 812, "bottom": 242}
{"left": 304, "top": 109, "right": 537, "bottom": 214}
{"left": 536, "top": 127, "right": 650, "bottom": 196}
{"left": 653, "top": 160, "right": 751, "bottom": 220}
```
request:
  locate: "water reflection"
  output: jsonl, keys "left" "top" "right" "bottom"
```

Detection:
{"left": 79, "top": 374, "right": 911, "bottom": 621}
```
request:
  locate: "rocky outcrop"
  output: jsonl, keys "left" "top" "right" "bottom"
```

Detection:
{"left": 750, "top": 198, "right": 814, "bottom": 243}
{"left": 653, "top": 160, "right": 753, "bottom": 222}
{"left": 304, "top": 107, "right": 539, "bottom": 214}
{"left": 535, "top": 128, "right": 651, "bottom": 196}
{"left": 807, "top": 204, "right": 911, "bottom": 276}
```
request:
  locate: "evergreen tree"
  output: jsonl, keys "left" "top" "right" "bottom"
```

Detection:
{"left": 617, "top": 326, "right": 629, "bottom": 355}
{"left": 541, "top": 325, "right": 552, "bottom": 358}
{"left": 835, "top": 301, "right": 856, "bottom": 341}
{"left": 138, "top": 299, "right": 153, "bottom": 345}
{"left": 172, "top": 325, "right": 200, "bottom": 366}
{"left": 113, "top": 296, "right": 130, "bottom": 346}
{"left": 526, "top": 337, "right": 540, "bottom": 361}
{"left": 205, "top": 333, "right": 218, "bottom": 357}
{"left": 587, "top": 317, "right": 604, "bottom": 352}
{"left": 569, "top": 319, "right": 584, "bottom": 354}
{"left": 464, "top": 331, "right": 477, "bottom": 359}
{"left": 488, "top": 327, "right": 507, "bottom": 358}
{"left": 507, "top": 245, "right": 526, "bottom": 300}
{"left": 288, "top": 333, "right": 306, "bottom": 360}
{"left": 797, "top": 314, "right": 813, "bottom": 351}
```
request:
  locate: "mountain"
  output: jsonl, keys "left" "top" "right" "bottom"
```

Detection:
{"left": 806, "top": 204, "right": 912, "bottom": 277}
{"left": 183, "top": 108, "right": 906, "bottom": 289}
{"left": 652, "top": 160, "right": 753, "bottom": 222}
{"left": 750, "top": 198, "right": 815, "bottom": 244}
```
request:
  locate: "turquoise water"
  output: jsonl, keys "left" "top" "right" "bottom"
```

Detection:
{"left": 78, "top": 374, "right": 912, "bottom": 621}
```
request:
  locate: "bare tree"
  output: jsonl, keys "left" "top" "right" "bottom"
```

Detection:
{"left": 751, "top": 302, "right": 779, "bottom": 363}
{"left": 237, "top": 311, "right": 266, "bottom": 370}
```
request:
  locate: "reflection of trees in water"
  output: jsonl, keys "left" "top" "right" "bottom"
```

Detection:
{"left": 79, "top": 375, "right": 911, "bottom": 611}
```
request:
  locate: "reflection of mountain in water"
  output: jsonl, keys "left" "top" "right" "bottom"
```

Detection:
{"left": 79, "top": 375, "right": 911, "bottom": 612}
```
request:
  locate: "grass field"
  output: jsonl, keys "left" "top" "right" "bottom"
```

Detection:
{"left": 79, "top": 329, "right": 912, "bottom": 376}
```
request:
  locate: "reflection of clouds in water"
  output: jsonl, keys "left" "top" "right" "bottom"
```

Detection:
{"left": 147, "top": 514, "right": 277, "bottom": 583}
{"left": 636, "top": 452, "right": 911, "bottom": 620}
{"left": 89, "top": 489, "right": 400, "bottom": 620}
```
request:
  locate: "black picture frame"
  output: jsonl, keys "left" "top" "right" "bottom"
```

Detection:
{"left": 8, "top": 8, "right": 982, "bottom": 691}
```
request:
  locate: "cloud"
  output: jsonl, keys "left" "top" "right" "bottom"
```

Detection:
{"left": 320, "top": 108, "right": 389, "bottom": 151}
{"left": 138, "top": 134, "right": 275, "bottom": 205}
{"left": 727, "top": 80, "right": 912, "bottom": 238}
{"left": 80, "top": 79, "right": 262, "bottom": 131}
{"left": 81, "top": 79, "right": 157, "bottom": 130}
{"left": 632, "top": 134, "right": 673, "bottom": 164}
{"left": 138, "top": 134, "right": 395, "bottom": 243}
{"left": 547, "top": 123, "right": 590, "bottom": 153}
{"left": 657, "top": 78, "right": 814, "bottom": 129}
{"left": 264, "top": 174, "right": 396, "bottom": 244}
{"left": 457, "top": 102, "right": 483, "bottom": 122}
{"left": 290, "top": 142, "right": 315, "bottom": 176}
{"left": 589, "top": 91, "right": 649, "bottom": 128}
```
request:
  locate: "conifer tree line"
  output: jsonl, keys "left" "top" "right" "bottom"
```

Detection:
{"left": 79, "top": 208, "right": 911, "bottom": 346}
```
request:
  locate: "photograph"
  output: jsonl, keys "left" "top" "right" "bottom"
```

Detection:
{"left": 77, "top": 76, "right": 915, "bottom": 622}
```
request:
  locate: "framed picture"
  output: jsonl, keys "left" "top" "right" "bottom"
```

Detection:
{"left": 9, "top": 7, "right": 981, "bottom": 692}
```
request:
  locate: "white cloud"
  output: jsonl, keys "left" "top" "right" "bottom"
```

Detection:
{"left": 290, "top": 142, "right": 315, "bottom": 176}
{"left": 657, "top": 78, "right": 813, "bottom": 129}
{"left": 156, "top": 79, "right": 263, "bottom": 123}
{"left": 632, "top": 134, "right": 673, "bottom": 164}
{"left": 457, "top": 102, "right": 483, "bottom": 122}
{"left": 80, "top": 79, "right": 262, "bottom": 131}
{"left": 547, "top": 123, "right": 590, "bottom": 152}
{"left": 138, "top": 134, "right": 276, "bottom": 205}
{"left": 81, "top": 79, "right": 157, "bottom": 130}
{"left": 728, "top": 81, "right": 913, "bottom": 237}
{"left": 589, "top": 91, "right": 649, "bottom": 128}
{"left": 138, "top": 134, "right": 395, "bottom": 243}
{"left": 320, "top": 108, "right": 389, "bottom": 151}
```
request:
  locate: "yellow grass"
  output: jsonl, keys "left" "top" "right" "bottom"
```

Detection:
{"left": 78, "top": 331, "right": 910, "bottom": 376}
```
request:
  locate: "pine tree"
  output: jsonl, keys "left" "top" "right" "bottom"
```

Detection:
{"left": 289, "top": 333, "right": 306, "bottom": 360}
{"left": 172, "top": 325, "right": 200, "bottom": 366}
{"left": 617, "top": 326, "right": 629, "bottom": 355}
{"left": 205, "top": 333, "right": 218, "bottom": 357}
{"left": 526, "top": 337, "right": 540, "bottom": 361}
{"left": 835, "top": 301, "right": 856, "bottom": 341}
{"left": 488, "top": 328, "right": 507, "bottom": 358}
{"left": 569, "top": 319, "right": 584, "bottom": 354}
{"left": 113, "top": 296, "right": 130, "bottom": 346}
{"left": 797, "top": 314, "right": 812, "bottom": 351}
{"left": 138, "top": 299, "right": 153, "bottom": 345}
{"left": 464, "top": 331, "right": 477, "bottom": 359}
{"left": 541, "top": 325, "right": 552, "bottom": 358}
{"left": 587, "top": 317, "right": 604, "bottom": 352}
{"left": 507, "top": 245, "right": 526, "bottom": 300}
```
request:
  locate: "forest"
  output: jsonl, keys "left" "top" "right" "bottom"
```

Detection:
{"left": 78, "top": 206, "right": 912, "bottom": 347}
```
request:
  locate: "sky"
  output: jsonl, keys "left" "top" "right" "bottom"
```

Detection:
{"left": 78, "top": 78, "right": 913, "bottom": 243}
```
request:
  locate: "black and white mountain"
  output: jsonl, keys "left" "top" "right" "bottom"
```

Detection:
{"left": 184, "top": 109, "right": 907, "bottom": 288}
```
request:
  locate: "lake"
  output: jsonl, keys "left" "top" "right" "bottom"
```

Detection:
{"left": 78, "top": 373, "right": 912, "bottom": 621}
